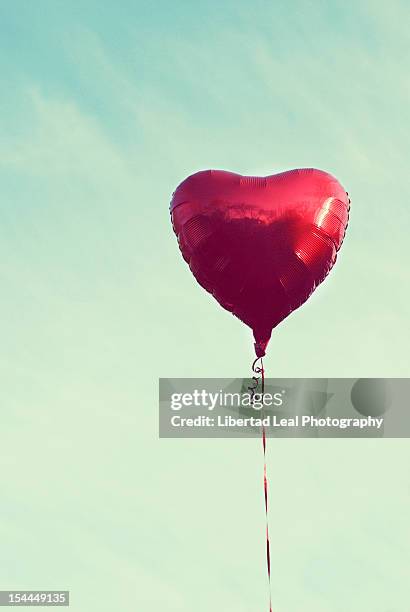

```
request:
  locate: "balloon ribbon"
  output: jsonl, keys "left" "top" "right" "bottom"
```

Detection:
{"left": 249, "top": 357, "right": 272, "bottom": 612}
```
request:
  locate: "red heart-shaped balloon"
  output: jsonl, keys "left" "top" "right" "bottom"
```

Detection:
{"left": 170, "top": 168, "right": 350, "bottom": 356}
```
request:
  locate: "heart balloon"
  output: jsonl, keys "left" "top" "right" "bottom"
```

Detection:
{"left": 170, "top": 168, "right": 350, "bottom": 356}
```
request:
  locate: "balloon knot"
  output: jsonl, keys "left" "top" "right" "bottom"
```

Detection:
{"left": 254, "top": 340, "right": 267, "bottom": 358}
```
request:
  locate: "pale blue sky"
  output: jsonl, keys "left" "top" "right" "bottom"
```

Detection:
{"left": 0, "top": 2, "right": 409, "bottom": 611}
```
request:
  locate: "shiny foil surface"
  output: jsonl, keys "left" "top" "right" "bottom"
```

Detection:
{"left": 170, "top": 168, "right": 350, "bottom": 356}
